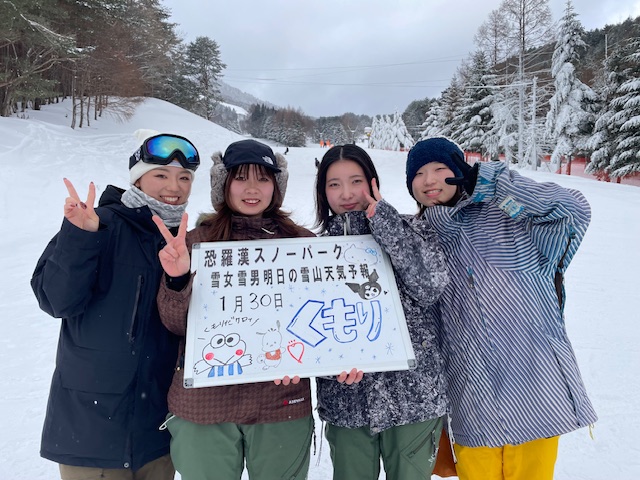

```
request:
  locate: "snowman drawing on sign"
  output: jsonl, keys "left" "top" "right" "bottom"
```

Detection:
{"left": 257, "top": 321, "right": 284, "bottom": 370}
{"left": 195, "top": 332, "right": 252, "bottom": 377}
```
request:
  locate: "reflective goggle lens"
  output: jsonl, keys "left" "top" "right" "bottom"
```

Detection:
{"left": 144, "top": 135, "right": 200, "bottom": 170}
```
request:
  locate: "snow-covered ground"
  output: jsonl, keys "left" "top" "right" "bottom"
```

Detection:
{"left": 1, "top": 98, "right": 638, "bottom": 479}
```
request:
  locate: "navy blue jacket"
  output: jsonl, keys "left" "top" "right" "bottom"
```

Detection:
{"left": 31, "top": 185, "right": 179, "bottom": 470}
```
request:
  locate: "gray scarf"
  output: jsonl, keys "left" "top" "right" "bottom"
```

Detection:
{"left": 121, "top": 186, "right": 187, "bottom": 227}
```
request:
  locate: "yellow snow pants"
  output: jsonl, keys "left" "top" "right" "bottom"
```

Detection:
{"left": 453, "top": 436, "right": 559, "bottom": 480}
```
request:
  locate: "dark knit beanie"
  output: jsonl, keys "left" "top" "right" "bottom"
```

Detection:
{"left": 222, "top": 139, "right": 280, "bottom": 172}
{"left": 405, "top": 137, "right": 464, "bottom": 197}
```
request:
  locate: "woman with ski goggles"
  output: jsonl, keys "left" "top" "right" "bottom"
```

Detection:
{"left": 32, "top": 131, "right": 200, "bottom": 480}
{"left": 130, "top": 133, "right": 201, "bottom": 171}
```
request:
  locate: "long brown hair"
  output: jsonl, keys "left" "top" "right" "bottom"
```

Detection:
{"left": 199, "top": 163, "right": 304, "bottom": 241}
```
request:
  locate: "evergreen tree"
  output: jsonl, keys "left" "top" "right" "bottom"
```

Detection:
{"left": 586, "top": 54, "right": 620, "bottom": 177}
{"left": 185, "top": 36, "right": 226, "bottom": 121}
{"left": 545, "top": 0, "right": 597, "bottom": 170}
{"left": 455, "top": 51, "right": 495, "bottom": 155}
{"left": 587, "top": 30, "right": 640, "bottom": 178}
{"left": 246, "top": 104, "right": 271, "bottom": 138}
{"left": 315, "top": 116, "right": 349, "bottom": 145}
{"left": 485, "top": 84, "right": 520, "bottom": 163}
{"left": 125, "top": 0, "right": 182, "bottom": 98}
{"left": 272, "top": 108, "right": 308, "bottom": 147}
{"left": 163, "top": 44, "right": 199, "bottom": 111}
{"left": 402, "top": 98, "right": 432, "bottom": 140}
{"left": 212, "top": 103, "right": 241, "bottom": 133}
{"left": 368, "top": 113, "right": 413, "bottom": 151}
{"left": 608, "top": 34, "right": 640, "bottom": 177}
{"left": 0, "top": 0, "right": 75, "bottom": 115}
{"left": 419, "top": 99, "right": 447, "bottom": 139}
{"left": 438, "top": 75, "right": 464, "bottom": 138}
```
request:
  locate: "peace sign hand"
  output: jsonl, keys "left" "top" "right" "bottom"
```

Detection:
{"left": 364, "top": 178, "right": 383, "bottom": 219}
{"left": 153, "top": 213, "right": 191, "bottom": 278}
{"left": 63, "top": 178, "right": 99, "bottom": 232}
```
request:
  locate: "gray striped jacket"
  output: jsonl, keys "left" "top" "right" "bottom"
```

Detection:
{"left": 316, "top": 204, "right": 450, "bottom": 434}
{"left": 423, "top": 161, "right": 597, "bottom": 447}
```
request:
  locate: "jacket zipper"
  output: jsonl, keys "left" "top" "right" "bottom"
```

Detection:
{"left": 343, "top": 213, "right": 351, "bottom": 235}
{"left": 128, "top": 275, "right": 143, "bottom": 345}
{"left": 287, "top": 420, "right": 313, "bottom": 479}
{"left": 288, "top": 445, "right": 311, "bottom": 479}
{"left": 406, "top": 430, "right": 432, "bottom": 458}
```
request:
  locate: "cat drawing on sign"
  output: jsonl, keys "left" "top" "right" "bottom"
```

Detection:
{"left": 257, "top": 320, "right": 284, "bottom": 370}
{"left": 346, "top": 269, "right": 381, "bottom": 300}
{"left": 195, "top": 332, "right": 252, "bottom": 377}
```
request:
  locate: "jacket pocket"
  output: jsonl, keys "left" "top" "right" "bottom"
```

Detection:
{"left": 544, "top": 335, "right": 587, "bottom": 415}
{"left": 59, "top": 347, "right": 136, "bottom": 394}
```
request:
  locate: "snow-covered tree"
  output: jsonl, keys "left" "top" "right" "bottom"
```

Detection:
{"left": 484, "top": 84, "right": 520, "bottom": 163}
{"left": 545, "top": 0, "right": 597, "bottom": 171}
{"left": 454, "top": 51, "right": 496, "bottom": 155}
{"left": 419, "top": 99, "right": 447, "bottom": 139}
{"left": 369, "top": 113, "right": 414, "bottom": 151}
{"left": 608, "top": 35, "right": 640, "bottom": 178}
{"left": 586, "top": 52, "right": 622, "bottom": 177}
{"left": 587, "top": 30, "right": 640, "bottom": 178}
{"left": 439, "top": 76, "right": 465, "bottom": 138}
{"left": 315, "top": 116, "right": 349, "bottom": 145}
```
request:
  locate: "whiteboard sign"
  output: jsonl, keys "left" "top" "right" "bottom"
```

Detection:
{"left": 184, "top": 235, "right": 415, "bottom": 388}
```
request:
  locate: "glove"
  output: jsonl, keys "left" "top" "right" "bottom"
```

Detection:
{"left": 444, "top": 152, "right": 479, "bottom": 196}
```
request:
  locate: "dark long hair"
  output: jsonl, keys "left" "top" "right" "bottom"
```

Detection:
{"left": 200, "top": 163, "right": 303, "bottom": 240}
{"left": 314, "top": 144, "right": 380, "bottom": 233}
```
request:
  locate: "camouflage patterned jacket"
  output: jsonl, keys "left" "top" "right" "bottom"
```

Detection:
{"left": 316, "top": 201, "right": 450, "bottom": 434}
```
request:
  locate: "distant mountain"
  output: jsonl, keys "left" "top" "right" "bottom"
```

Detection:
{"left": 219, "top": 81, "right": 278, "bottom": 112}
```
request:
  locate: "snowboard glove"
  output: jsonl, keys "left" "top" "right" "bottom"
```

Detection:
{"left": 444, "top": 151, "right": 479, "bottom": 196}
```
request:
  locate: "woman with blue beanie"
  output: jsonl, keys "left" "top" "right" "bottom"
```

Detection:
{"left": 405, "top": 136, "right": 597, "bottom": 480}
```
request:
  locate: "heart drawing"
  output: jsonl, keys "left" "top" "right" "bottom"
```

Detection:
{"left": 287, "top": 340, "right": 305, "bottom": 364}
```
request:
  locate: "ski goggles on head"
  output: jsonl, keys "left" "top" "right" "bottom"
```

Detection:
{"left": 129, "top": 134, "right": 200, "bottom": 171}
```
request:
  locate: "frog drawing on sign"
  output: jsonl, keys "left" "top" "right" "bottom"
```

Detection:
{"left": 195, "top": 332, "right": 252, "bottom": 377}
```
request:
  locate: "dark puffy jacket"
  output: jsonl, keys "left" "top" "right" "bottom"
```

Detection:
{"left": 31, "top": 185, "right": 179, "bottom": 470}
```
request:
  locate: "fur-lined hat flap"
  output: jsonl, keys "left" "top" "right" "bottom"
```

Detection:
{"left": 210, "top": 147, "right": 289, "bottom": 209}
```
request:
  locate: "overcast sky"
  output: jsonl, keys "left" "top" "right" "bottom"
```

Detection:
{"left": 161, "top": 0, "right": 640, "bottom": 118}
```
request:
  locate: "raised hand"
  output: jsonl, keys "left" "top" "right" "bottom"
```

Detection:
{"left": 364, "top": 178, "right": 383, "bottom": 218}
{"left": 443, "top": 151, "right": 479, "bottom": 195}
{"left": 153, "top": 213, "right": 191, "bottom": 277}
{"left": 63, "top": 178, "right": 99, "bottom": 232}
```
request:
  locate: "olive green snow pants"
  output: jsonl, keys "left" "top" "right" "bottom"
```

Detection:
{"left": 325, "top": 416, "right": 443, "bottom": 480}
{"left": 166, "top": 414, "right": 313, "bottom": 480}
